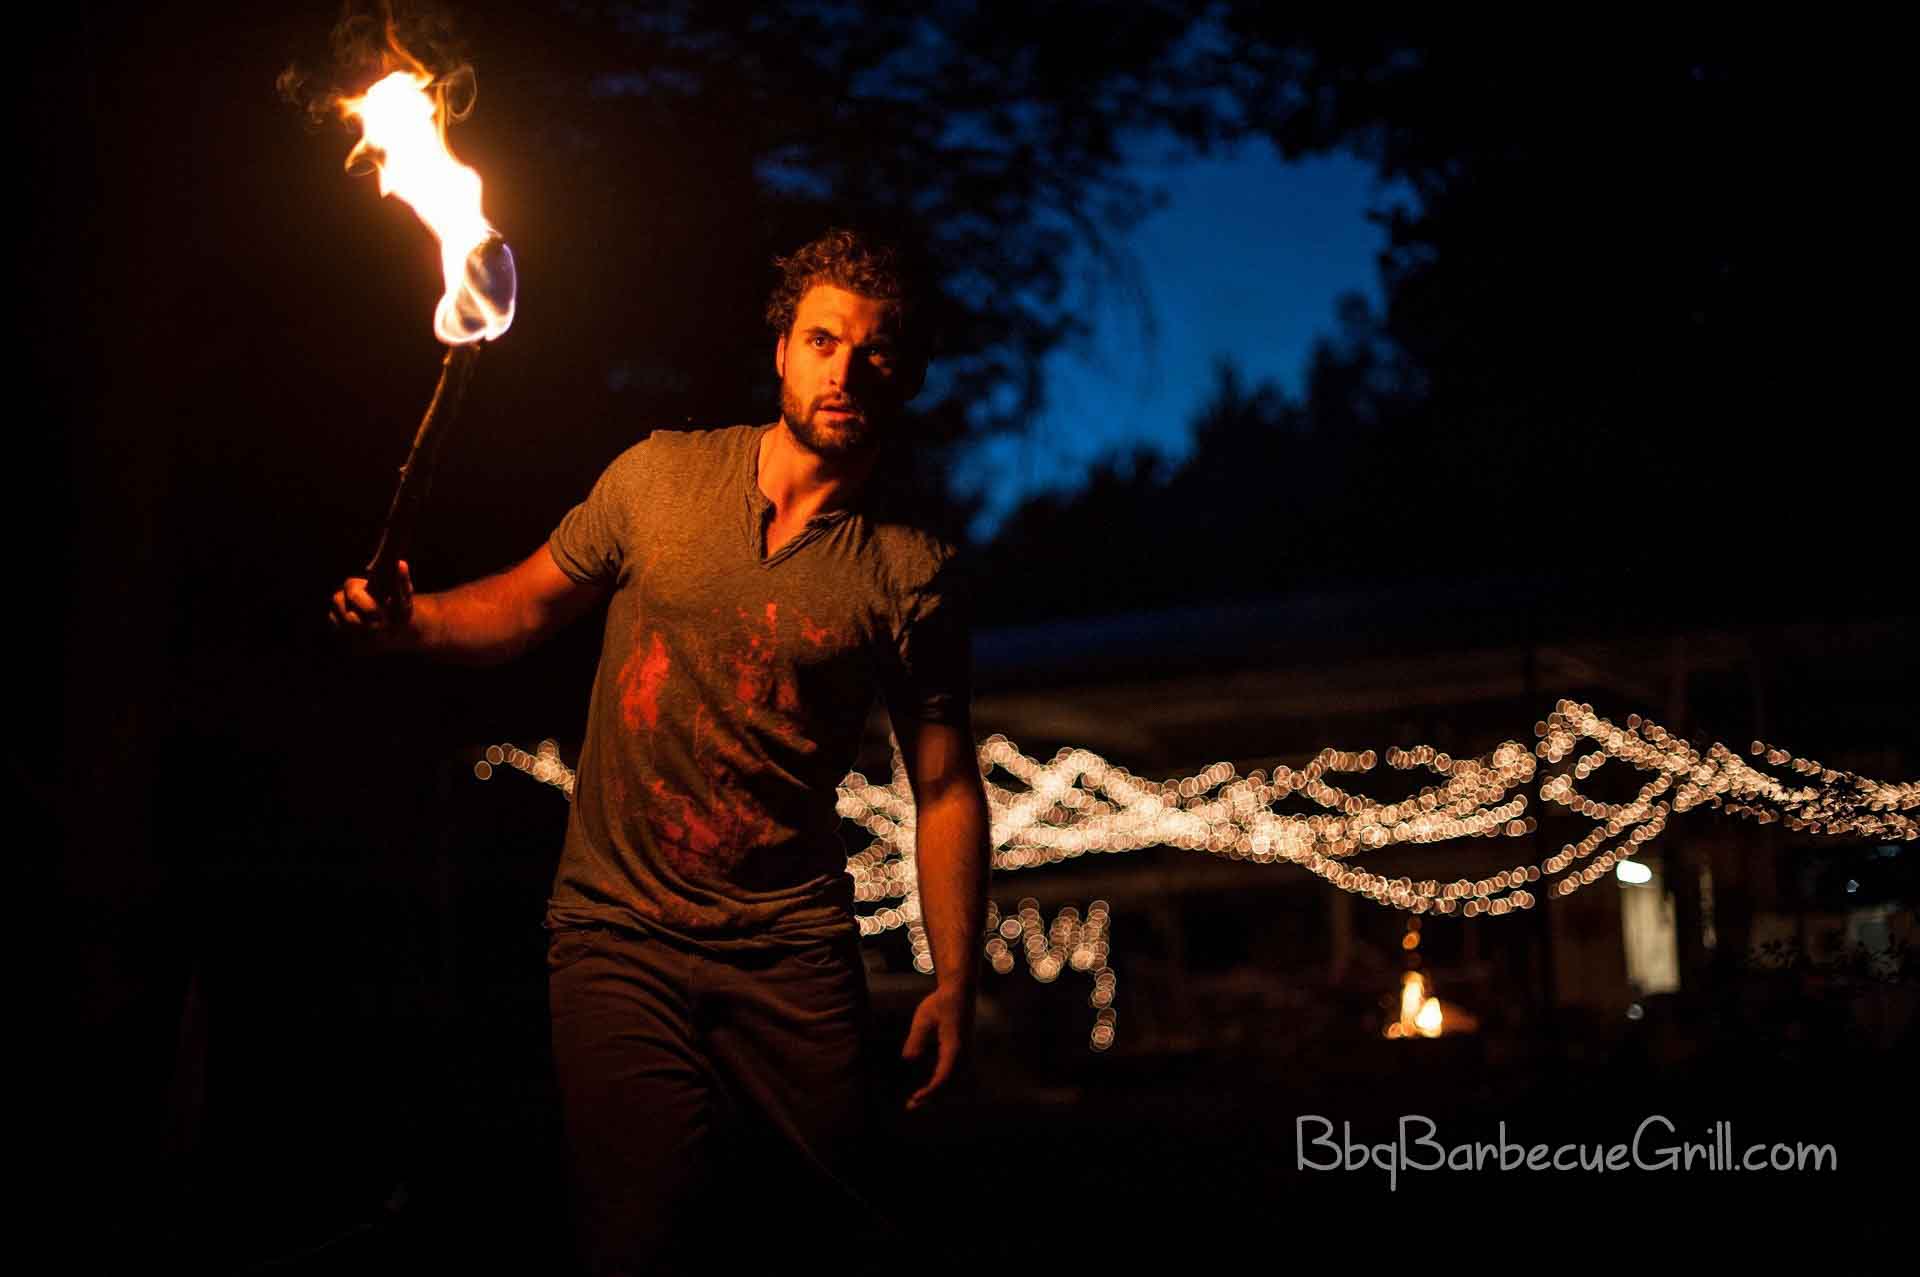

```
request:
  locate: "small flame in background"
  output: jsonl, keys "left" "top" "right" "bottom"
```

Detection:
{"left": 1386, "top": 971, "right": 1445, "bottom": 1039}
{"left": 338, "top": 68, "right": 514, "bottom": 343}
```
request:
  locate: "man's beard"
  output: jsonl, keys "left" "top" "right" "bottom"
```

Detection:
{"left": 781, "top": 379, "right": 877, "bottom": 458}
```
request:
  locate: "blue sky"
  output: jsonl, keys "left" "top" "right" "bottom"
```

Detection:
{"left": 954, "top": 139, "right": 1410, "bottom": 539}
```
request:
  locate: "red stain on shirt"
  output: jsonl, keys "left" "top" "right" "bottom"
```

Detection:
{"left": 618, "top": 631, "right": 671, "bottom": 731}
{"left": 799, "top": 613, "right": 833, "bottom": 648}
{"left": 647, "top": 776, "right": 717, "bottom": 875}
{"left": 619, "top": 595, "right": 865, "bottom": 885}
{"left": 647, "top": 699, "right": 786, "bottom": 879}
{"left": 731, "top": 605, "right": 770, "bottom": 704}
{"left": 728, "top": 601, "right": 793, "bottom": 710}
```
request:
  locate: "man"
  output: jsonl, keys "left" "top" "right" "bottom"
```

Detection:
{"left": 330, "top": 228, "right": 990, "bottom": 1274}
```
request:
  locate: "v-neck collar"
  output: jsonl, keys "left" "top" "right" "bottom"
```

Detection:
{"left": 743, "top": 422, "right": 854, "bottom": 567}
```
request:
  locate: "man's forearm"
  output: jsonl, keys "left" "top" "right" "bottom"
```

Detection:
{"left": 914, "top": 784, "right": 992, "bottom": 992}
{"left": 403, "top": 576, "right": 542, "bottom": 666}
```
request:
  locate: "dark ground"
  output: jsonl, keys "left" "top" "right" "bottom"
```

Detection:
{"left": 101, "top": 770, "right": 1914, "bottom": 1273}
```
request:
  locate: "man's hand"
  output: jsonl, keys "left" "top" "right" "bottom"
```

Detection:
{"left": 325, "top": 545, "right": 606, "bottom": 666}
{"left": 900, "top": 983, "right": 975, "bottom": 1111}
{"left": 329, "top": 559, "right": 417, "bottom": 649}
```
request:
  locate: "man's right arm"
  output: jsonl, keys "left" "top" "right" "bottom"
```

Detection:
{"left": 330, "top": 545, "right": 607, "bottom": 666}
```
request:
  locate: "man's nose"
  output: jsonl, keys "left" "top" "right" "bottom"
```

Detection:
{"left": 825, "top": 344, "right": 854, "bottom": 387}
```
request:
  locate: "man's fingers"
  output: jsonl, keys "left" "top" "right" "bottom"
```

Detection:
{"left": 924, "top": 1043, "right": 958, "bottom": 1093}
{"left": 331, "top": 579, "right": 393, "bottom": 634}
{"left": 344, "top": 579, "right": 395, "bottom": 629}
{"left": 900, "top": 1013, "right": 931, "bottom": 1061}
{"left": 935, "top": 1034, "right": 961, "bottom": 1083}
{"left": 903, "top": 1006, "right": 967, "bottom": 1110}
{"left": 344, "top": 578, "right": 382, "bottom": 615}
{"left": 906, "top": 1049, "right": 955, "bottom": 1110}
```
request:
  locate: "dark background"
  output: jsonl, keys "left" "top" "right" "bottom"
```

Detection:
{"left": 37, "top": 4, "right": 1916, "bottom": 1270}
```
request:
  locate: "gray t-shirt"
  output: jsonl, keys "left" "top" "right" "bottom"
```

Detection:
{"left": 544, "top": 422, "right": 971, "bottom": 950}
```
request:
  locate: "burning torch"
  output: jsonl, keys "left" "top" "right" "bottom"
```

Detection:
{"left": 338, "top": 67, "right": 517, "bottom": 603}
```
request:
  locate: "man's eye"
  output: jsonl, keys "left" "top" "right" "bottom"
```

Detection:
{"left": 809, "top": 334, "right": 832, "bottom": 350}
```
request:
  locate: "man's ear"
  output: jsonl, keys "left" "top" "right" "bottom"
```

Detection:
{"left": 775, "top": 333, "right": 787, "bottom": 380}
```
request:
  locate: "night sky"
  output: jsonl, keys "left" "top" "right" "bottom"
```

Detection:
{"left": 959, "top": 143, "right": 1403, "bottom": 534}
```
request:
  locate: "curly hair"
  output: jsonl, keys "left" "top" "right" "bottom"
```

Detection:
{"left": 765, "top": 227, "right": 930, "bottom": 353}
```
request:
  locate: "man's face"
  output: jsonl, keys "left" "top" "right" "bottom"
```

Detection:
{"left": 775, "top": 283, "right": 921, "bottom": 459}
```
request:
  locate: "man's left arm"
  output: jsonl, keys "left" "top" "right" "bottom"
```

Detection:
{"left": 893, "top": 711, "right": 992, "bottom": 1111}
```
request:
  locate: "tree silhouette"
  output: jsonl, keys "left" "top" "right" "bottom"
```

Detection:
{"left": 978, "top": 301, "right": 1428, "bottom": 620}
{"left": 984, "top": 20, "right": 1915, "bottom": 618}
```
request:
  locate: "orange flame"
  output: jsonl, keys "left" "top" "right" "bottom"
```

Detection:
{"left": 1386, "top": 970, "right": 1446, "bottom": 1039}
{"left": 338, "top": 69, "right": 514, "bottom": 344}
{"left": 1399, "top": 970, "right": 1426, "bottom": 1025}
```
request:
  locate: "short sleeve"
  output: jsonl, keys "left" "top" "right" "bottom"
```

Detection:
{"left": 547, "top": 441, "right": 649, "bottom": 588}
{"left": 880, "top": 548, "right": 974, "bottom": 727}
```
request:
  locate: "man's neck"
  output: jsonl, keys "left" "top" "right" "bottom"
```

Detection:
{"left": 757, "top": 421, "right": 881, "bottom": 521}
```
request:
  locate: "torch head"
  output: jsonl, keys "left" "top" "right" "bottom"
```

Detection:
{"left": 440, "top": 232, "right": 516, "bottom": 345}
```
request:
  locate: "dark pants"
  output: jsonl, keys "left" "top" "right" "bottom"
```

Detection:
{"left": 547, "top": 923, "right": 896, "bottom": 1275}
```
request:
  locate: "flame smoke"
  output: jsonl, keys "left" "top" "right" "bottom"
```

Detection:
{"left": 276, "top": 1, "right": 469, "bottom": 130}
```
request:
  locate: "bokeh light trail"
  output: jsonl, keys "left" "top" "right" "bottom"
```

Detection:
{"left": 479, "top": 700, "right": 1917, "bottom": 1047}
